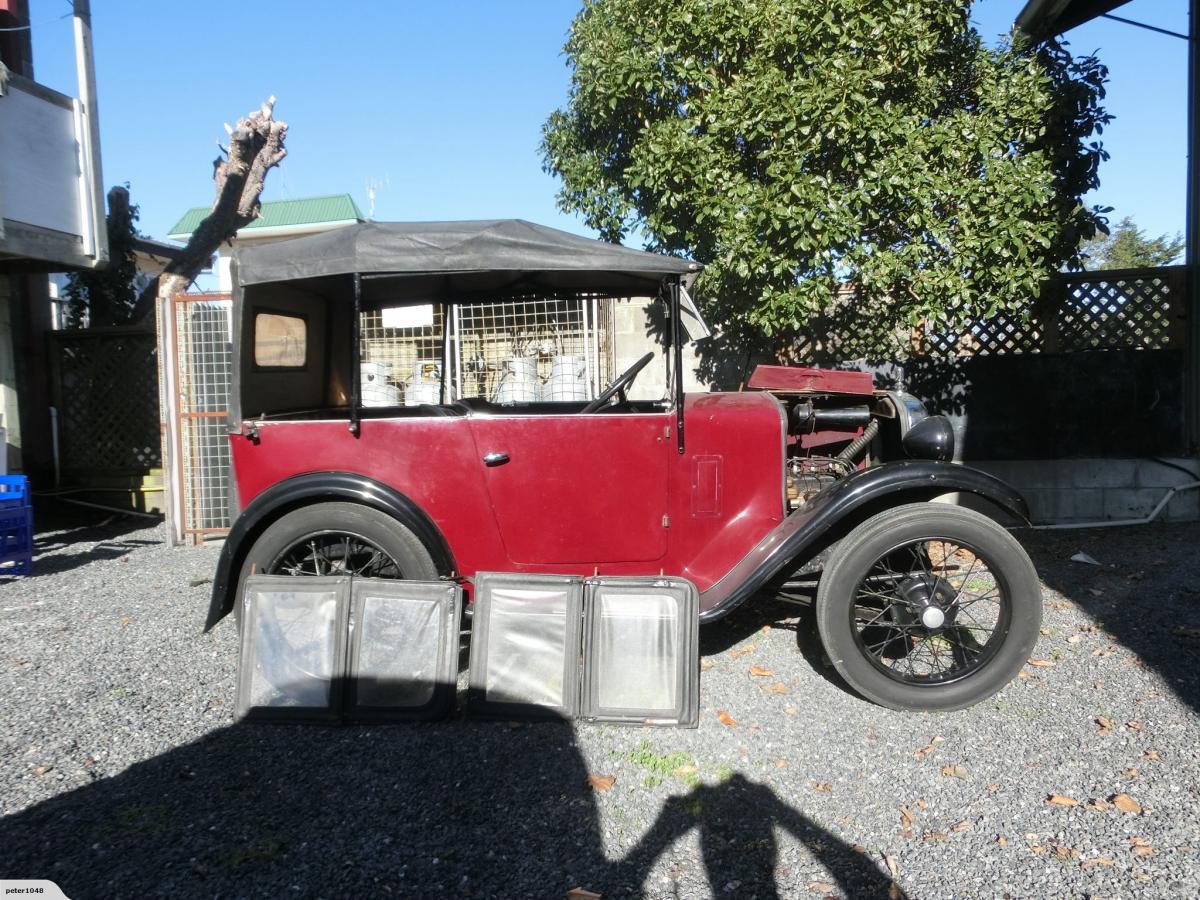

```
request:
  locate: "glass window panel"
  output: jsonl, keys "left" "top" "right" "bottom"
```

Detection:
{"left": 248, "top": 589, "right": 339, "bottom": 708}
{"left": 484, "top": 586, "right": 569, "bottom": 708}
{"left": 356, "top": 592, "right": 441, "bottom": 708}
{"left": 596, "top": 591, "right": 679, "bottom": 711}
{"left": 254, "top": 312, "right": 307, "bottom": 367}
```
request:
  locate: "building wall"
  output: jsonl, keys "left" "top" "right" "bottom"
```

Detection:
{"left": 611, "top": 296, "right": 711, "bottom": 400}
{"left": 0, "top": 275, "right": 21, "bottom": 471}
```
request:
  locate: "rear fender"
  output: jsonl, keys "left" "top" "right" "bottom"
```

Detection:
{"left": 698, "top": 461, "right": 1029, "bottom": 622}
{"left": 204, "top": 472, "right": 455, "bottom": 631}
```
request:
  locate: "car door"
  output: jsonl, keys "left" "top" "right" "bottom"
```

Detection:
{"left": 468, "top": 411, "right": 671, "bottom": 564}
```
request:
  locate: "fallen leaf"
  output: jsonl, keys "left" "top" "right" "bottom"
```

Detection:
{"left": 1024, "top": 833, "right": 1039, "bottom": 842}
{"left": 566, "top": 889, "right": 602, "bottom": 900}
{"left": 997, "top": 836, "right": 1009, "bottom": 847}
{"left": 940, "top": 765, "right": 969, "bottom": 780}
{"left": 1053, "top": 845, "right": 1080, "bottom": 861}
{"left": 807, "top": 882, "right": 835, "bottom": 894}
{"left": 120, "top": 615, "right": 131, "bottom": 627}
{"left": 748, "top": 665, "right": 773, "bottom": 677}
{"left": 674, "top": 764, "right": 698, "bottom": 777}
{"left": 1018, "top": 670, "right": 1029, "bottom": 679}
{"left": 809, "top": 781, "right": 833, "bottom": 793}
{"left": 762, "top": 682, "right": 788, "bottom": 695}
{"left": 1092, "top": 645, "right": 1115, "bottom": 657}
{"left": 1111, "top": 793, "right": 1142, "bottom": 814}
{"left": 1096, "top": 716, "right": 1114, "bottom": 736}
{"left": 1084, "top": 799, "right": 1111, "bottom": 811}
{"left": 1128, "top": 837, "right": 1155, "bottom": 857}
{"left": 1030, "top": 845, "right": 1047, "bottom": 855}
{"left": 31, "top": 765, "right": 52, "bottom": 777}
{"left": 783, "top": 704, "right": 797, "bottom": 715}
{"left": 899, "top": 807, "right": 915, "bottom": 829}
{"left": 1079, "top": 857, "right": 1114, "bottom": 869}
{"left": 586, "top": 775, "right": 615, "bottom": 792}
{"left": 716, "top": 710, "right": 738, "bottom": 728}
{"left": 1040, "top": 628, "right": 1051, "bottom": 636}
{"left": 1125, "top": 720, "right": 1144, "bottom": 730}
{"left": 883, "top": 853, "right": 899, "bottom": 878}
{"left": 700, "top": 659, "right": 715, "bottom": 670}
{"left": 1028, "top": 658, "right": 1055, "bottom": 668}
{"left": 915, "top": 799, "right": 928, "bottom": 809}
{"left": 986, "top": 783, "right": 999, "bottom": 793}
{"left": 951, "top": 820, "right": 973, "bottom": 832}
{"left": 1066, "top": 635, "right": 1082, "bottom": 644}
{"left": 1142, "top": 750, "right": 1160, "bottom": 762}
{"left": 1121, "top": 768, "right": 1140, "bottom": 778}
{"left": 1047, "top": 794, "right": 1078, "bottom": 807}
{"left": 852, "top": 844, "right": 867, "bottom": 855}
{"left": 728, "top": 644, "right": 757, "bottom": 658}
{"left": 773, "top": 759, "right": 788, "bottom": 768}
{"left": 923, "top": 831, "right": 948, "bottom": 842}
{"left": 1131, "top": 868, "right": 1153, "bottom": 882}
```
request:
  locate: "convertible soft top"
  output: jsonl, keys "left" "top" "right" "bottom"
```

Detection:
{"left": 233, "top": 218, "right": 701, "bottom": 300}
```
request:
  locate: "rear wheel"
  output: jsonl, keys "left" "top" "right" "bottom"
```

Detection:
{"left": 235, "top": 502, "right": 438, "bottom": 631}
{"left": 815, "top": 503, "right": 1040, "bottom": 711}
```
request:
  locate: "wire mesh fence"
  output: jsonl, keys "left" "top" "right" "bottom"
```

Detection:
{"left": 172, "top": 295, "right": 233, "bottom": 539}
{"left": 360, "top": 295, "right": 611, "bottom": 404}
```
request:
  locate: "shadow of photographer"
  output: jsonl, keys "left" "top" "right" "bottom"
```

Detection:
{"left": 2, "top": 707, "right": 897, "bottom": 898}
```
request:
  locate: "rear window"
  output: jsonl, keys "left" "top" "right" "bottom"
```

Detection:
{"left": 254, "top": 312, "right": 307, "bottom": 368}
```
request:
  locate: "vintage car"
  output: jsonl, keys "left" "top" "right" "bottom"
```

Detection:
{"left": 206, "top": 219, "right": 1041, "bottom": 712}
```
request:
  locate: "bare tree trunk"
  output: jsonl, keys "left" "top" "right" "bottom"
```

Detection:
{"left": 131, "top": 97, "right": 287, "bottom": 322}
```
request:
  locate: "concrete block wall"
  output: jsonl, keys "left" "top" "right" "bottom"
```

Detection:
{"left": 969, "top": 458, "right": 1200, "bottom": 525}
{"left": 610, "top": 297, "right": 710, "bottom": 400}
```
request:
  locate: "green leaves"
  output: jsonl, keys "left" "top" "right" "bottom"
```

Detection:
{"left": 542, "top": 0, "right": 1110, "bottom": 369}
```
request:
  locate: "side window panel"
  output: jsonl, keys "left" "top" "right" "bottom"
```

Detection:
{"left": 255, "top": 312, "right": 307, "bottom": 368}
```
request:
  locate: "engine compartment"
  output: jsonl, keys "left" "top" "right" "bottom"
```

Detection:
{"left": 747, "top": 365, "right": 924, "bottom": 510}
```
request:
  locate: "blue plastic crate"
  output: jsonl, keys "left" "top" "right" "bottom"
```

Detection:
{"left": 0, "top": 474, "right": 29, "bottom": 508}
{"left": 0, "top": 475, "right": 32, "bottom": 575}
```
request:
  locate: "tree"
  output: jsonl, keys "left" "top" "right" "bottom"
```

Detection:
{"left": 62, "top": 185, "right": 142, "bottom": 328}
{"left": 128, "top": 97, "right": 288, "bottom": 322}
{"left": 1080, "top": 216, "right": 1184, "bottom": 270}
{"left": 542, "top": 1, "right": 1111, "bottom": 368}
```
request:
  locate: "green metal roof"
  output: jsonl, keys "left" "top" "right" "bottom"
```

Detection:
{"left": 166, "top": 194, "right": 364, "bottom": 239}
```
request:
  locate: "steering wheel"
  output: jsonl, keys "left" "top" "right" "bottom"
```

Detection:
{"left": 582, "top": 352, "right": 655, "bottom": 414}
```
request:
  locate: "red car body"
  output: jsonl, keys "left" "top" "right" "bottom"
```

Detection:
{"left": 230, "top": 392, "right": 786, "bottom": 605}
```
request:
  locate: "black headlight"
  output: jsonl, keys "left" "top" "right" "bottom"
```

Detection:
{"left": 902, "top": 415, "right": 955, "bottom": 461}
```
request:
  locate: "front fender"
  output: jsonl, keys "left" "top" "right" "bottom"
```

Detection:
{"left": 698, "top": 461, "right": 1029, "bottom": 622}
{"left": 204, "top": 472, "right": 456, "bottom": 631}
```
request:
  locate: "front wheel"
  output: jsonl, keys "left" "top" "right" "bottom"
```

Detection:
{"left": 815, "top": 502, "right": 1041, "bottom": 711}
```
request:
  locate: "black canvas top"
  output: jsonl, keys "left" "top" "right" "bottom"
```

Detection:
{"left": 233, "top": 219, "right": 700, "bottom": 299}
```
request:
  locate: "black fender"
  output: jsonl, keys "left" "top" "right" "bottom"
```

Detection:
{"left": 204, "top": 472, "right": 456, "bottom": 631}
{"left": 698, "top": 460, "right": 1030, "bottom": 623}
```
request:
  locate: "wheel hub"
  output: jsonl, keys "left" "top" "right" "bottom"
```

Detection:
{"left": 896, "top": 574, "right": 958, "bottom": 633}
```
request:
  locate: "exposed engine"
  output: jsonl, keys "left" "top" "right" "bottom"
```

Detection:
{"left": 748, "top": 364, "right": 951, "bottom": 511}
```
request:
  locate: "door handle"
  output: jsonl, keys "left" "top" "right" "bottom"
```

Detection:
{"left": 482, "top": 452, "right": 509, "bottom": 467}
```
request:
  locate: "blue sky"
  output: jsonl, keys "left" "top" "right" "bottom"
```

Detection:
{"left": 25, "top": 0, "right": 1190, "bottom": 246}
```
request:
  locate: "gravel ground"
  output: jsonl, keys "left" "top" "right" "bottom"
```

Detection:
{"left": 1, "top": 510, "right": 1199, "bottom": 899}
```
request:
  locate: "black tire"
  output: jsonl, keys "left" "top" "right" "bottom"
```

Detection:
{"left": 815, "top": 502, "right": 1041, "bottom": 711}
{"left": 235, "top": 502, "right": 438, "bottom": 631}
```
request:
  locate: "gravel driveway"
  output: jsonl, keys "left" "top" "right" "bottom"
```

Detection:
{"left": 1, "top": 511, "right": 1198, "bottom": 899}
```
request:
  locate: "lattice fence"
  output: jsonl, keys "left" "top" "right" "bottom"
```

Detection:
{"left": 920, "top": 266, "right": 1188, "bottom": 358}
{"left": 49, "top": 326, "right": 160, "bottom": 475}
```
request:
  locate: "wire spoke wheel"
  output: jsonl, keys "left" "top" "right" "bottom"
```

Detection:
{"left": 815, "top": 503, "right": 1040, "bottom": 711}
{"left": 267, "top": 531, "right": 404, "bottom": 579}
{"left": 851, "top": 538, "right": 1008, "bottom": 686}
